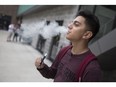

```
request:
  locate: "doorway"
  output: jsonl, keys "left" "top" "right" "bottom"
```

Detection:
{"left": 0, "top": 14, "right": 11, "bottom": 30}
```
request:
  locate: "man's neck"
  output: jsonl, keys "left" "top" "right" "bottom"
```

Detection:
{"left": 71, "top": 41, "right": 89, "bottom": 55}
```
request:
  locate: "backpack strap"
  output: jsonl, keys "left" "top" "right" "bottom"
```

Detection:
{"left": 77, "top": 53, "right": 97, "bottom": 82}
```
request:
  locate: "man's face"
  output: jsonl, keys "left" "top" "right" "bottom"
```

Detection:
{"left": 66, "top": 16, "right": 88, "bottom": 42}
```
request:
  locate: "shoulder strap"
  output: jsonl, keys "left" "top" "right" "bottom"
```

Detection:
{"left": 77, "top": 53, "right": 97, "bottom": 82}
{"left": 58, "top": 45, "right": 72, "bottom": 60}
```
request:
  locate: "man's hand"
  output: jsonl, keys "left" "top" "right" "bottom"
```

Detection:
{"left": 35, "top": 57, "right": 45, "bottom": 69}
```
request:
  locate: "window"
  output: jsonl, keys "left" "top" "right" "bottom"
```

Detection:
{"left": 56, "top": 20, "right": 63, "bottom": 26}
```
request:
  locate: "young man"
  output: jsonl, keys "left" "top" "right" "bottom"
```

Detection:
{"left": 35, "top": 10, "right": 102, "bottom": 82}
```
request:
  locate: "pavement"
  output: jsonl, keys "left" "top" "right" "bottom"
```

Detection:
{"left": 0, "top": 30, "right": 53, "bottom": 82}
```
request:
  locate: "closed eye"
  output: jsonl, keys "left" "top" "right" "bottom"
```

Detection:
{"left": 73, "top": 21, "right": 81, "bottom": 26}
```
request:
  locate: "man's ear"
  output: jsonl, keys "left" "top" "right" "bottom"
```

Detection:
{"left": 83, "top": 31, "right": 93, "bottom": 40}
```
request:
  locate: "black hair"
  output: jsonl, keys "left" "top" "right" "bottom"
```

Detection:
{"left": 76, "top": 10, "right": 100, "bottom": 40}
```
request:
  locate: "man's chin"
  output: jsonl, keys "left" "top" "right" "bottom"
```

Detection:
{"left": 66, "top": 36, "right": 71, "bottom": 41}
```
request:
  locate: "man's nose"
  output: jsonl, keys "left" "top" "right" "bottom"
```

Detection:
{"left": 68, "top": 22, "right": 73, "bottom": 29}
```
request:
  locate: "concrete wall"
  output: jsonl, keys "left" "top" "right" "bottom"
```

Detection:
{"left": 89, "top": 29, "right": 116, "bottom": 56}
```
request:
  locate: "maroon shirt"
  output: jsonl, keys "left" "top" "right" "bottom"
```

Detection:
{"left": 37, "top": 47, "right": 102, "bottom": 82}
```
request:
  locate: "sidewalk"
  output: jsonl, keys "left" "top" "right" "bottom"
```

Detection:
{"left": 0, "top": 30, "right": 53, "bottom": 82}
